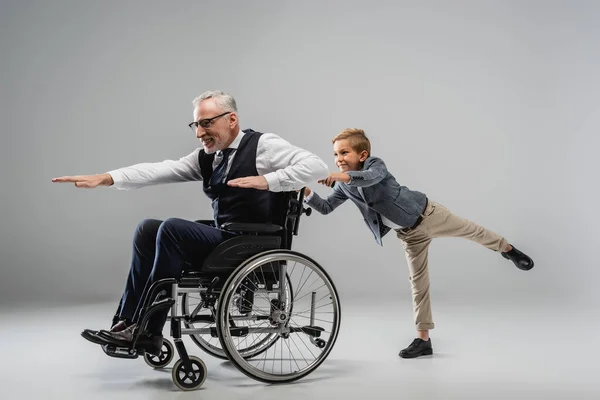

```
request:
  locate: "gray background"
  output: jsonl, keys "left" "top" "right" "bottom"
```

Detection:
{"left": 1, "top": 0, "right": 598, "bottom": 310}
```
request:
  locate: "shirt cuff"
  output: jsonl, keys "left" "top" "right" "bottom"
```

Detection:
{"left": 303, "top": 190, "right": 314, "bottom": 202}
{"left": 106, "top": 170, "right": 124, "bottom": 188}
{"left": 263, "top": 172, "right": 280, "bottom": 191}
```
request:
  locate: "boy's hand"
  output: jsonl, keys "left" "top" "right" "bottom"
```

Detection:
{"left": 318, "top": 172, "right": 350, "bottom": 187}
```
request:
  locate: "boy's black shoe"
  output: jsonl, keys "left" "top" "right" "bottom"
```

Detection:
{"left": 399, "top": 338, "right": 433, "bottom": 358}
{"left": 501, "top": 245, "right": 534, "bottom": 271}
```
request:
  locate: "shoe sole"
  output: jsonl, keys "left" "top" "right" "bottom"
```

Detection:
{"left": 81, "top": 329, "right": 131, "bottom": 347}
{"left": 399, "top": 348, "right": 433, "bottom": 358}
{"left": 81, "top": 330, "right": 110, "bottom": 345}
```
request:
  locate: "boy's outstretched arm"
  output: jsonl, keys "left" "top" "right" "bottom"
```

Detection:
{"left": 303, "top": 185, "right": 348, "bottom": 215}
{"left": 344, "top": 157, "right": 388, "bottom": 187}
{"left": 316, "top": 158, "right": 388, "bottom": 188}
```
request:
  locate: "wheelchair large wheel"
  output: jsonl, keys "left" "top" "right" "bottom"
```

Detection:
{"left": 181, "top": 274, "right": 294, "bottom": 360}
{"left": 216, "top": 250, "right": 341, "bottom": 384}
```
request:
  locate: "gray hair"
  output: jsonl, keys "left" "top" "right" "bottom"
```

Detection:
{"left": 192, "top": 90, "right": 238, "bottom": 113}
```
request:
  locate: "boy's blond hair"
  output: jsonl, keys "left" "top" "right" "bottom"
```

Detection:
{"left": 332, "top": 128, "right": 371, "bottom": 157}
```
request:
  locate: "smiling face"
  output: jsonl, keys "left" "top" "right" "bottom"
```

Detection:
{"left": 192, "top": 98, "right": 239, "bottom": 154}
{"left": 333, "top": 139, "right": 369, "bottom": 171}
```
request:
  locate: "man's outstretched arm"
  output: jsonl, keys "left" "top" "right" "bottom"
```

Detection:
{"left": 227, "top": 133, "right": 329, "bottom": 191}
{"left": 52, "top": 148, "right": 203, "bottom": 190}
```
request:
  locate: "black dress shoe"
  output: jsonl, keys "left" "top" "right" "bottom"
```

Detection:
{"left": 97, "top": 324, "right": 136, "bottom": 341}
{"left": 81, "top": 329, "right": 110, "bottom": 345}
{"left": 399, "top": 338, "right": 433, "bottom": 358}
{"left": 501, "top": 245, "right": 534, "bottom": 271}
{"left": 81, "top": 320, "right": 133, "bottom": 345}
{"left": 109, "top": 320, "right": 131, "bottom": 332}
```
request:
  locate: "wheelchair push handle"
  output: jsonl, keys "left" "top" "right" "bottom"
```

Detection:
{"left": 291, "top": 187, "right": 312, "bottom": 235}
{"left": 299, "top": 187, "right": 312, "bottom": 216}
{"left": 296, "top": 187, "right": 312, "bottom": 215}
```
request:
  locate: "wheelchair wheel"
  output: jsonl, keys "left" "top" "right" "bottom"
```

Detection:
{"left": 181, "top": 274, "right": 294, "bottom": 360}
{"left": 143, "top": 338, "right": 175, "bottom": 369}
{"left": 172, "top": 355, "right": 207, "bottom": 391}
{"left": 216, "top": 250, "right": 341, "bottom": 384}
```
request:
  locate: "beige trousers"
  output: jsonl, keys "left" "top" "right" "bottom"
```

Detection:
{"left": 395, "top": 200, "right": 508, "bottom": 330}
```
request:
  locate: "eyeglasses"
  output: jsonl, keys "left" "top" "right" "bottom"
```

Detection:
{"left": 188, "top": 111, "right": 231, "bottom": 131}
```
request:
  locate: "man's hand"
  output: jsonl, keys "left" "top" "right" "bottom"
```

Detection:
{"left": 303, "top": 187, "right": 312, "bottom": 196}
{"left": 227, "top": 176, "right": 269, "bottom": 190}
{"left": 318, "top": 172, "right": 350, "bottom": 188}
{"left": 51, "top": 173, "right": 114, "bottom": 188}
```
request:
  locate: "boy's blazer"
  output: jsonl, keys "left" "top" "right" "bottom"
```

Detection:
{"left": 306, "top": 157, "right": 427, "bottom": 245}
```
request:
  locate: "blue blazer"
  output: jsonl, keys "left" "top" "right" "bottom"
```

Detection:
{"left": 306, "top": 156, "right": 427, "bottom": 245}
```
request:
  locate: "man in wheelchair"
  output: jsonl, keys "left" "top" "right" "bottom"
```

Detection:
{"left": 52, "top": 90, "right": 329, "bottom": 357}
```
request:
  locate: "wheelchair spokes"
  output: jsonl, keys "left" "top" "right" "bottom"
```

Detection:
{"left": 217, "top": 251, "right": 341, "bottom": 383}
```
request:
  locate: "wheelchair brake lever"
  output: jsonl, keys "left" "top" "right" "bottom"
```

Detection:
{"left": 207, "top": 276, "right": 219, "bottom": 293}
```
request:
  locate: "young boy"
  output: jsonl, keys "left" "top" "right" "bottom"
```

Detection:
{"left": 303, "top": 128, "right": 534, "bottom": 358}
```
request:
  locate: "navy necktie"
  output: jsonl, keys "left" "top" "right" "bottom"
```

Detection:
{"left": 210, "top": 148, "right": 234, "bottom": 188}
{"left": 210, "top": 148, "right": 234, "bottom": 227}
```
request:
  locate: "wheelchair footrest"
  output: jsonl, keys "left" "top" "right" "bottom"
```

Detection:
{"left": 290, "top": 325, "right": 324, "bottom": 338}
{"left": 101, "top": 343, "right": 139, "bottom": 359}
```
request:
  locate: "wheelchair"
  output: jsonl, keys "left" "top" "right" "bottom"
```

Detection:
{"left": 100, "top": 189, "right": 341, "bottom": 391}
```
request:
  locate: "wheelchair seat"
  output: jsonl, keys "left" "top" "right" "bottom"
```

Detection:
{"left": 182, "top": 190, "right": 303, "bottom": 277}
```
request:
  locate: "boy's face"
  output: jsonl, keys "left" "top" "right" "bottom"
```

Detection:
{"left": 333, "top": 139, "right": 368, "bottom": 172}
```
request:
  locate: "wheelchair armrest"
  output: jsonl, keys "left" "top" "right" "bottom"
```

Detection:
{"left": 220, "top": 222, "right": 283, "bottom": 233}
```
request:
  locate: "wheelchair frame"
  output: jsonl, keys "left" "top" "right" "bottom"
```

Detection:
{"left": 101, "top": 188, "right": 341, "bottom": 390}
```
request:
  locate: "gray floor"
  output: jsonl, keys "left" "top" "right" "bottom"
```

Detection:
{"left": 1, "top": 299, "right": 598, "bottom": 400}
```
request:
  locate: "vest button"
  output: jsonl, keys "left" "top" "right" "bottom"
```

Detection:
{"left": 373, "top": 220, "right": 378, "bottom": 224}
{"left": 368, "top": 202, "right": 373, "bottom": 207}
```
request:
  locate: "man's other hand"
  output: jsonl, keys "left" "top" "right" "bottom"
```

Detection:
{"left": 227, "top": 176, "right": 269, "bottom": 190}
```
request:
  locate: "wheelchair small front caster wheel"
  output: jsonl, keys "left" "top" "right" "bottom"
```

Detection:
{"left": 144, "top": 338, "right": 174, "bottom": 369}
{"left": 314, "top": 339, "right": 326, "bottom": 349}
{"left": 172, "top": 356, "right": 207, "bottom": 391}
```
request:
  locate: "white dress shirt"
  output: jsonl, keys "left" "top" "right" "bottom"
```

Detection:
{"left": 108, "top": 129, "right": 329, "bottom": 192}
